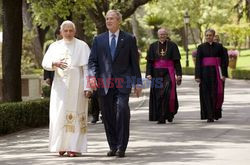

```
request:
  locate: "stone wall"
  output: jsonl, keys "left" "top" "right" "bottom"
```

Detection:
{"left": 0, "top": 75, "right": 41, "bottom": 101}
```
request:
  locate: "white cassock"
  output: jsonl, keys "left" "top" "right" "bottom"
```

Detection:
{"left": 42, "top": 38, "right": 91, "bottom": 153}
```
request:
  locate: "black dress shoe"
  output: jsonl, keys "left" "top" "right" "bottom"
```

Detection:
{"left": 91, "top": 118, "right": 98, "bottom": 124}
{"left": 157, "top": 120, "right": 166, "bottom": 124}
{"left": 100, "top": 116, "right": 104, "bottom": 123}
{"left": 207, "top": 119, "right": 214, "bottom": 123}
{"left": 107, "top": 150, "right": 116, "bottom": 156}
{"left": 116, "top": 150, "right": 125, "bottom": 158}
{"left": 167, "top": 118, "right": 173, "bottom": 123}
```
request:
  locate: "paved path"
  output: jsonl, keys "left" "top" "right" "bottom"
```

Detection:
{"left": 0, "top": 76, "right": 250, "bottom": 165}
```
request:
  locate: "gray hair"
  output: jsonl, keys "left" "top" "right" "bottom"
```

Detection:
{"left": 106, "top": 10, "right": 122, "bottom": 22}
{"left": 60, "top": 20, "right": 76, "bottom": 31}
{"left": 205, "top": 28, "right": 215, "bottom": 35}
{"left": 157, "top": 28, "right": 168, "bottom": 34}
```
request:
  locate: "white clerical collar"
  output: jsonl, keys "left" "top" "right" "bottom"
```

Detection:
{"left": 207, "top": 42, "right": 213, "bottom": 45}
{"left": 159, "top": 40, "right": 166, "bottom": 44}
{"left": 109, "top": 30, "right": 120, "bottom": 38}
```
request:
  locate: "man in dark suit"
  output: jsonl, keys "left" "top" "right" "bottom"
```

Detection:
{"left": 88, "top": 9, "right": 142, "bottom": 158}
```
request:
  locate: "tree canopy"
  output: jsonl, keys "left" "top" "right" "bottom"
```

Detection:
{"left": 1, "top": 0, "right": 250, "bottom": 102}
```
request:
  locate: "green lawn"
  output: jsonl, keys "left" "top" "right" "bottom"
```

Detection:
{"left": 140, "top": 52, "right": 147, "bottom": 72}
{"left": 237, "top": 49, "right": 250, "bottom": 70}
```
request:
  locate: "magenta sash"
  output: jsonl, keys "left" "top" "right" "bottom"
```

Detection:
{"left": 153, "top": 59, "right": 176, "bottom": 112}
{"left": 202, "top": 57, "right": 223, "bottom": 109}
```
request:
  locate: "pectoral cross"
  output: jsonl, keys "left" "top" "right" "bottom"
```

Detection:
{"left": 160, "top": 49, "right": 165, "bottom": 56}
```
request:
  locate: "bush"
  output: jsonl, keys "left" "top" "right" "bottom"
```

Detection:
{"left": 42, "top": 85, "right": 51, "bottom": 98}
{"left": 0, "top": 99, "right": 49, "bottom": 135}
{"left": 182, "top": 67, "right": 195, "bottom": 75}
{"left": 181, "top": 67, "right": 250, "bottom": 80}
{"left": 230, "top": 69, "right": 250, "bottom": 80}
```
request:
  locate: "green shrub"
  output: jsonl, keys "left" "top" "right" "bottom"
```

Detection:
{"left": 230, "top": 69, "right": 250, "bottom": 80}
{"left": 42, "top": 85, "right": 51, "bottom": 98}
{"left": 0, "top": 99, "right": 49, "bottom": 135}
{"left": 182, "top": 67, "right": 195, "bottom": 75}
{"left": 181, "top": 67, "right": 250, "bottom": 80}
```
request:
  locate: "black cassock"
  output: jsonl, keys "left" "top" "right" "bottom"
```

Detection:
{"left": 195, "top": 42, "right": 228, "bottom": 120}
{"left": 43, "top": 70, "right": 54, "bottom": 86}
{"left": 43, "top": 43, "right": 55, "bottom": 86}
{"left": 146, "top": 40, "right": 182, "bottom": 122}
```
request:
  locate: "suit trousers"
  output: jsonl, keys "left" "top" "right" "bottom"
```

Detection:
{"left": 99, "top": 87, "right": 130, "bottom": 152}
{"left": 90, "top": 91, "right": 100, "bottom": 121}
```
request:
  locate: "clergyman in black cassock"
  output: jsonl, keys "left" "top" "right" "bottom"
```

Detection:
{"left": 195, "top": 29, "right": 228, "bottom": 123}
{"left": 146, "top": 28, "right": 182, "bottom": 124}
{"left": 43, "top": 28, "right": 61, "bottom": 86}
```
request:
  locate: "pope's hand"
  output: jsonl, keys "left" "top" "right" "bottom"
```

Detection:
{"left": 52, "top": 59, "right": 68, "bottom": 70}
{"left": 89, "top": 78, "right": 97, "bottom": 91}
{"left": 84, "top": 91, "right": 92, "bottom": 98}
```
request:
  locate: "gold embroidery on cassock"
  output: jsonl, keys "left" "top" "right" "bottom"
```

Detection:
{"left": 79, "top": 113, "right": 87, "bottom": 134}
{"left": 65, "top": 112, "right": 75, "bottom": 133}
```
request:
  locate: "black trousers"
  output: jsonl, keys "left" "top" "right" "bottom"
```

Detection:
{"left": 99, "top": 87, "right": 130, "bottom": 152}
{"left": 90, "top": 91, "right": 100, "bottom": 120}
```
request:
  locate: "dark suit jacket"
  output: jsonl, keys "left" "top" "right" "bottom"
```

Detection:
{"left": 88, "top": 31, "right": 142, "bottom": 96}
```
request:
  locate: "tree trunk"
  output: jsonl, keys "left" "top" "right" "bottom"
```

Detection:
{"left": 247, "top": 0, "right": 250, "bottom": 21}
{"left": 37, "top": 25, "right": 50, "bottom": 50}
{"left": 87, "top": 8, "right": 107, "bottom": 34}
{"left": 22, "top": 0, "right": 45, "bottom": 67}
{"left": 189, "top": 26, "right": 197, "bottom": 48}
{"left": 152, "top": 26, "right": 159, "bottom": 39}
{"left": 2, "top": 0, "right": 23, "bottom": 102}
{"left": 74, "top": 14, "right": 87, "bottom": 41}
{"left": 246, "top": 0, "right": 250, "bottom": 48}
{"left": 31, "top": 31, "right": 44, "bottom": 66}
{"left": 130, "top": 14, "right": 139, "bottom": 39}
{"left": 197, "top": 24, "right": 203, "bottom": 43}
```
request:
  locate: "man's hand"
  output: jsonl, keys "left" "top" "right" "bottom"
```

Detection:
{"left": 221, "top": 76, "right": 226, "bottom": 81}
{"left": 134, "top": 84, "right": 142, "bottom": 97}
{"left": 84, "top": 91, "right": 92, "bottom": 98}
{"left": 195, "top": 78, "right": 201, "bottom": 83}
{"left": 176, "top": 76, "right": 182, "bottom": 86}
{"left": 89, "top": 78, "right": 97, "bottom": 91}
{"left": 146, "top": 75, "right": 152, "bottom": 80}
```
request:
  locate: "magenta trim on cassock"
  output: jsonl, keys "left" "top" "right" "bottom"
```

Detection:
{"left": 153, "top": 59, "right": 176, "bottom": 112}
{"left": 202, "top": 57, "right": 223, "bottom": 109}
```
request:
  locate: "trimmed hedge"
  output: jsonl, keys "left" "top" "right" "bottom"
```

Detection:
{"left": 230, "top": 69, "right": 250, "bottom": 80}
{"left": 182, "top": 67, "right": 250, "bottom": 80}
{"left": 182, "top": 67, "right": 195, "bottom": 75}
{"left": 0, "top": 99, "right": 49, "bottom": 135}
